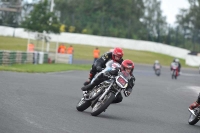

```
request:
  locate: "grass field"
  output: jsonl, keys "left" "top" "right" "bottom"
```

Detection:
{"left": 0, "top": 35, "right": 193, "bottom": 72}
{"left": 0, "top": 64, "right": 91, "bottom": 73}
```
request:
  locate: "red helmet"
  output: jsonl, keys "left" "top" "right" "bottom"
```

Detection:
{"left": 121, "top": 59, "right": 134, "bottom": 74}
{"left": 112, "top": 47, "right": 123, "bottom": 61}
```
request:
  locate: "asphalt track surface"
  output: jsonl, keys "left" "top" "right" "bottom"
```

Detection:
{"left": 0, "top": 62, "right": 200, "bottom": 133}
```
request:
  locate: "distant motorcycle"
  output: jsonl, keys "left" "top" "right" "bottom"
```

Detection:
{"left": 154, "top": 64, "right": 161, "bottom": 76}
{"left": 76, "top": 60, "right": 130, "bottom": 116}
{"left": 171, "top": 62, "right": 179, "bottom": 79}
{"left": 188, "top": 106, "right": 200, "bottom": 125}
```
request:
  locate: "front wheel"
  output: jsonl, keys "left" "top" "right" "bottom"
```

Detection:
{"left": 76, "top": 98, "right": 91, "bottom": 112}
{"left": 155, "top": 69, "right": 160, "bottom": 76}
{"left": 91, "top": 92, "right": 115, "bottom": 116}
{"left": 172, "top": 70, "right": 176, "bottom": 79}
{"left": 188, "top": 108, "right": 200, "bottom": 125}
{"left": 188, "top": 113, "right": 199, "bottom": 125}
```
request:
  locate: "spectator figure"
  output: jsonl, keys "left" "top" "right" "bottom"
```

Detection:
{"left": 27, "top": 42, "right": 34, "bottom": 52}
{"left": 58, "top": 44, "right": 67, "bottom": 54}
{"left": 93, "top": 47, "right": 100, "bottom": 63}
{"left": 67, "top": 45, "right": 74, "bottom": 64}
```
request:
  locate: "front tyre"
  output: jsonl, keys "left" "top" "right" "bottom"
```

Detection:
{"left": 172, "top": 71, "right": 175, "bottom": 79}
{"left": 76, "top": 98, "right": 91, "bottom": 112}
{"left": 188, "top": 113, "right": 199, "bottom": 125}
{"left": 156, "top": 69, "right": 160, "bottom": 76}
{"left": 188, "top": 108, "right": 200, "bottom": 125}
{"left": 91, "top": 92, "right": 115, "bottom": 116}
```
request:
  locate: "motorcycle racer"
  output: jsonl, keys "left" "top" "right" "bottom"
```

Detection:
{"left": 84, "top": 47, "right": 124, "bottom": 86}
{"left": 170, "top": 58, "right": 181, "bottom": 74}
{"left": 153, "top": 60, "right": 161, "bottom": 70}
{"left": 81, "top": 59, "right": 136, "bottom": 103}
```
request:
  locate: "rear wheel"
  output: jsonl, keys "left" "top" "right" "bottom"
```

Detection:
{"left": 91, "top": 92, "right": 115, "bottom": 116}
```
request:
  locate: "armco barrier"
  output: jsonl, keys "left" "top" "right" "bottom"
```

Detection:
{"left": 0, "top": 51, "right": 3, "bottom": 65}
{"left": 0, "top": 51, "right": 48, "bottom": 65}
{"left": 0, "top": 51, "right": 71, "bottom": 65}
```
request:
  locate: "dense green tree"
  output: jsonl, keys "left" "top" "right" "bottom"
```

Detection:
{"left": 142, "top": 0, "right": 167, "bottom": 42}
{"left": 21, "top": 0, "right": 61, "bottom": 33}
{"left": 176, "top": 0, "right": 200, "bottom": 51}
{"left": 54, "top": 0, "right": 148, "bottom": 39}
{"left": 0, "top": 0, "right": 21, "bottom": 27}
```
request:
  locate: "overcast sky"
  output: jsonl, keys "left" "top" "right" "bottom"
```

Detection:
{"left": 160, "top": 0, "right": 189, "bottom": 25}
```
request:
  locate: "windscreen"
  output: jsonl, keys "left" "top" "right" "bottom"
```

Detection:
{"left": 103, "top": 60, "right": 121, "bottom": 72}
{"left": 119, "top": 71, "right": 131, "bottom": 80}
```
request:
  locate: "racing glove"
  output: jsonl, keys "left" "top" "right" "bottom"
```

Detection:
{"left": 124, "top": 88, "right": 132, "bottom": 97}
{"left": 124, "top": 91, "right": 131, "bottom": 97}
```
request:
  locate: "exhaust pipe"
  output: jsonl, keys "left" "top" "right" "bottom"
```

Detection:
{"left": 188, "top": 108, "right": 196, "bottom": 116}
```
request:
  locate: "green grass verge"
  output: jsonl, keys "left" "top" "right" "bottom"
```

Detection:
{"left": 0, "top": 35, "right": 194, "bottom": 73}
{"left": 0, "top": 64, "right": 91, "bottom": 73}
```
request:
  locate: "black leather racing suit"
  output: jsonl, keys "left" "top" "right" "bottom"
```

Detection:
{"left": 89, "top": 52, "right": 123, "bottom": 80}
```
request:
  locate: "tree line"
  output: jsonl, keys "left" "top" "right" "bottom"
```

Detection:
{"left": 1, "top": 0, "right": 200, "bottom": 52}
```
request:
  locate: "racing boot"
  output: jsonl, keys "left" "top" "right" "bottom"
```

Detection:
{"left": 82, "top": 75, "right": 103, "bottom": 91}
{"left": 81, "top": 82, "right": 97, "bottom": 91}
{"left": 189, "top": 102, "right": 200, "bottom": 110}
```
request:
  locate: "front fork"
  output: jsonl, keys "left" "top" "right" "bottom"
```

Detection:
{"left": 98, "top": 81, "right": 114, "bottom": 101}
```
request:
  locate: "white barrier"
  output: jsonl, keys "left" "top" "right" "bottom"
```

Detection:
{"left": 186, "top": 55, "right": 200, "bottom": 66}
{"left": 55, "top": 54, "right": 70, "bottom": 64}
{"left": 0, "top": 26, "right": 197, "bottom": 65}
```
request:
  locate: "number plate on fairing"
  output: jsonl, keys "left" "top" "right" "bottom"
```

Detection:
{"left": 116, "top": 76, "right": 128, "bottom": 88}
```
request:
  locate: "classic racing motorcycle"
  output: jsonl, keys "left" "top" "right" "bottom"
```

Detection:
{"left": 76, "top": 60, "right": 131, "bottom": 116}
{"left": 154, "top": 64, "right": 161, "bottom": 76}
{"left": 171, "top": 62, "right": 179, "bottom": 79}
